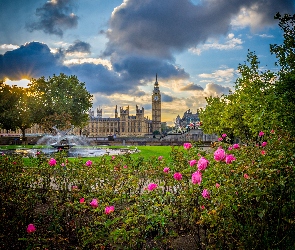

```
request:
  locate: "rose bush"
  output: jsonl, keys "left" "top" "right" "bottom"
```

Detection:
{"left": 0, "top": 130, "right": 294, "bottom": 249}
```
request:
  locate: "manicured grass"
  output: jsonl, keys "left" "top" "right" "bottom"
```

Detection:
{"left": 18, "top": 145, "right": 176, "bottom": 166}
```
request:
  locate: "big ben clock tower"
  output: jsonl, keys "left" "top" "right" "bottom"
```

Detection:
{"left": 152, "top": 74, "right": 161, "bottom": 133}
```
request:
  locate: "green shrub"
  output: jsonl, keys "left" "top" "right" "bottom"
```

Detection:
{"left": 0, "top": 131, "right": 294, "bottom": 249}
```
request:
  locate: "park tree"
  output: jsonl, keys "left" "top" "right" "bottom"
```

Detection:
{"left": 270, "top": 13, "right": 295, "bottom": 136}
{"left": 200, "top": 13, "right": 295, "bottom": 141}
{"left": 28, "top": 73, "right": 93, "bottom": 133}
{"left": 0, "top": 82, "right": 38, "bottom": 139}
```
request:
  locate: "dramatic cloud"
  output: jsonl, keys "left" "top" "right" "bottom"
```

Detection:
{"left": 26, "top": 0, "right": 78, "bottom": 37}
{"left": 105, "top": 0, "right": 293, "bottom": 58}
{"left": 180, "top": 83, "right": 204, "bottom": 91}
{"left": 204, "top": 82, "right": 231, "bottom": 97}
{"left": 66, "top": 40, "right": 91, "bottom": 54}
{"left": 0, "top": 42, "right": 68, "bottom": 80}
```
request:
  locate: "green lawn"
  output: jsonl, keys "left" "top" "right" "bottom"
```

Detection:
{"left": 3, "top": 145, "right": 176, "bottom": 166}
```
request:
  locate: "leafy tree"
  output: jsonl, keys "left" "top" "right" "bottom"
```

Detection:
{"left": 28, "top": 73, "right": 93, "bottom": 133}
{"left": 0, "top": 82, "right": 37, "bottom": 140}
{"left": 270, "top": 13, "right": 295, "bottom": 136}
{"left": 0, "top": 82, "right": 20, "bottom": 132}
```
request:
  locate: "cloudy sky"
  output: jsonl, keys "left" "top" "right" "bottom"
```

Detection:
{"left": 1, "top": 0, "right": 294, "bottom": 125}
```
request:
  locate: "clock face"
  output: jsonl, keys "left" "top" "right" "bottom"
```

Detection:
{"left": 154, "top": 96, "right": 158, "bottom": 101}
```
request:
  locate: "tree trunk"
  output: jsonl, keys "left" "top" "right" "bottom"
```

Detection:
{"left": 21, "top": 128, "right": 27, "bottom": 145}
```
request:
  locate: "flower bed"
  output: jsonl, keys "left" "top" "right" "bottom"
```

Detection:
{"left": 1, "top": 130, "right": 295, "bottom": 249}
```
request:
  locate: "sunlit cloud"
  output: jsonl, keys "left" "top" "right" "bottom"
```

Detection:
{"left": 189, "top": 33, "right": 243, "bottom": 55}
{"left": 4, "top": 78, "right": 30, "bottom": 88}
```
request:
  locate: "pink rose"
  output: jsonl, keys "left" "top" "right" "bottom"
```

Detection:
{"left": 85, "top": 160, "right": 93, "bottom": 166}
{"left": 259, "top": 131, "right": 264, "bottom": 137}
{"left": 261, "top": 150, "right": 266, "bottom": 155}
{"left": 261, "top": 142, "right": 267, "bottom": 147}
{"left": 72, "top": 185, "right": 78, "bottom": 190}
{"left": 79, "top": 198, "right": 85, "bottom": 203}
{"left": 225, "top": 154, "right": 236, "bottom": 164}
{"left": 90, "top": 199, "right": 98, "bottom": 208}
{"left": 222, "top": 133, "right": 227, "bottom": 138}
{"left": 183, "top": 143, "right": 192, "bottom": 150}
{"left": 48, "top": 158, "right": 57, "bottom": 166}
{"left": 197, "top": 157, "right": 209, "bottom": 171}
{"left": 147, "top": 183, "right": 158, "bottom": 191}
{"left": 173, "top": 172, "right": 182, "bottom": 181}
{"left": 189, "top": 159, "right": 197, "bottom": 167}
{"left": 123, "top": 165, "right": 128, "bottom": 169}
{"left": 270, "top": 129, "right": 275, "bottom": 134}
{"left": 228, "top": 146, "right": 233, "bottom": 151}
{"left": 216, "top": 183, "right": 220, "bottom": 188}
{"left": 158, "top": 156, "right": 163, "bottom": 161}
{"left": 112, "top": 156, "right": 115, "bottom": 160}
{"left": 218, "top": 137, "right": 223, "bottom": 141}
{"left": 27, "top": 224, "right": 36, "bottom": 233}
{"left": 244, "top": 173, "right": 249, "bottom": 179}
{"left": 163, "top": 167, "right": 170, "bottom": 173}
{"left": 201, "top": 205, "right": 205, "bottom": 210}
{"left": 202, "top": 189, "right": 210, "bottom": 199}
{"left": 105, "top": 206, "right": 115, "bottom": 215}
{"left": 192, "top": 171, "right": 202, "bottom": 185}
{"left": 233, "top": 144, "right": 240, "bottom": 149}
{"left": 214, "top": 148, "right": 226, "bottom": 161}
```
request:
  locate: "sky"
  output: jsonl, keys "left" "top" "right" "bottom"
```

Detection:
{"left": 1, "top": 0, "right": 294, "bottom": 125}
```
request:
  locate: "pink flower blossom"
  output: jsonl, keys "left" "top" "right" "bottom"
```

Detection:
{"left": 90, "top": 199, "right": 99, "bottom": 208}
{"left": 222, "top": 133, "right": 227, "bottom": 138}
{"left": 261, "top": 150, "right": 266, "bottom": 155}
{"left": 79, "top": 198, "right": 85, "bottom": 203}
{"left": 72, "top": 185, "right": 78, "bottom": 190}
{"left": 163, "top": 167, "right": 170, "bottom": 173}
{"left": 158, "top": 156, "right": 163, "bottom": 161}
{"left": 225, "top": 154, "right": 236, "bottom": 164}
{"left": 192, "top": 171, "right": 202, "bottom": 185}
{"left": 216, "top": 183, "right": 220, "bottom": 188}
{"left": 197, "top": 157, "right": 209, "bottom": 171}
{"left": 85, "top": 160, "right": 92, "bottom": 167}
{"left": 27, "top": 224, "right": 36, "bottom": 233}
{"left": 218, "top": 137, "right": 223, "bottom": 141}
{"left": 48, "top": 158, "right": 57, "bottom": 166}
{"left": 228, "top": 146, "right": 233, "bottom": 151}
{"left": 189, "top": 159, "right": 197, "bottom": 167}
{"left": 270, "top": 129, "right": 275, "bottom": 134}
{"left": 259, "top": 131, "right": 264, "bottom": 137}
{"left": 201, "top": 205, "right": 205, "bottom": 210}
{"left": 123, "top": 165, "right": 128, "bottom": 169}
{"left": 61, "top": 163, "right": 65, "bottom": 167}
{"left": 202, "top": 189, "right": 210, "bottom": 199}
{"left": 173, "top": 172, "right": 183, "bottom": 181}
{"left": 233, "top": 144, "right": 240, "bottom": 149}
{"left": 36, "top": 151, "right": 40, "bottom": 155}
{"left": 183, "top": 143, "right": 192, "bottom": 150}
{"left": 105, "top": 206, "right": 115, "bottom": 215}
{"left": 112, "top": 156, "right": 115, "bottom": 160}
{"left": 147, "top": 183, "right": 158, "bottom": 191}
{"left": 214, "top": 148, "right": 226, "bottom": 161}
{"left": 244, "top": 174, "right": 249, "bottom": 179}
{"left": 261, "top": 142, "right": 267, "bottom": 147}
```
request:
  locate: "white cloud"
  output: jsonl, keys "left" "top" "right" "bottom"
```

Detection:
{"left": 0, "top": 44, "right": 19, "bottom": 52}
{"left": 189, "top": 34, "right": 243, "bottom": 55}
{"left": 64, "top": 58, "right": 113, "bottom": 69}
{"left": 198, "top": 68, "right": 236, "bottom": 83}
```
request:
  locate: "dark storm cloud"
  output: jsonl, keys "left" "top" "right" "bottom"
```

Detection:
{"left": 161, "top": 94, "right": 174, "bottom": 102}
{"left": 104, "top": 0, "right": 294, "bottom": 58}
{"left": 0, "top": 42, "right": 69, "bottom": 80}
{"left": 180, "top": 83, "right": 204, "bottom": 91}
{"left": 112, "top": 55, "right": 189, "bottom": 79}
{"left": 66, "top": 40, "right": 91, "bottom": 54}
{"left": 26, "top": 0, "right": 78, "bottom": 37}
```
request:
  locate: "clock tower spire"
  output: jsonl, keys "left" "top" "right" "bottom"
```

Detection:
{"left": 152, "top": 74, "right": 161, "bottom": 133}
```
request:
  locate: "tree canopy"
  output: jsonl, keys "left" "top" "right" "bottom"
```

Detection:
{"left": 200, "top": 13, "right": 295, "bottom": 141}
{"left": 0, "top": 74, "right": 93, "bottom": 138}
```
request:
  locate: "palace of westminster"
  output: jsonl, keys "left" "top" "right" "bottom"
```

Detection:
{"left": 0, "top": 76, "right": 200, "bottom": 137}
